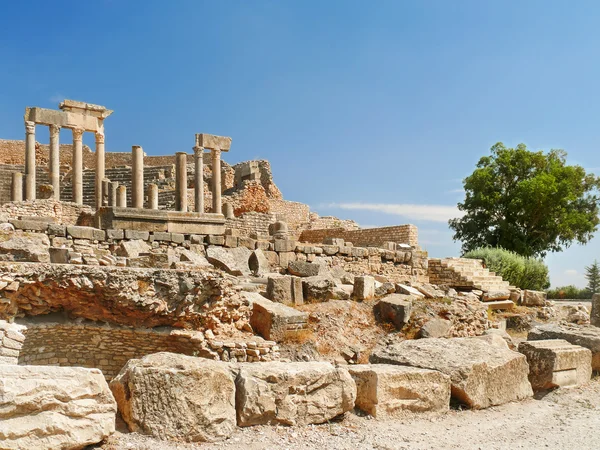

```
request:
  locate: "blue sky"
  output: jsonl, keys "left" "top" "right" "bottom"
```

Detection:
{"left": 1, "top": 1, "right": 599, "bottom": 287}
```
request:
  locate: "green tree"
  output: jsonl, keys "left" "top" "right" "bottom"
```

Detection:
{"left": 585, "top": 260, "right": 600, "bottom": 295}
{"left": 449, "top": 143, "right": 600, "bottom": 257}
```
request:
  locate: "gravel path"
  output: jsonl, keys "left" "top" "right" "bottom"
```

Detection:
{"left": 101, "top": 377, "right": 600, "bottom": 450}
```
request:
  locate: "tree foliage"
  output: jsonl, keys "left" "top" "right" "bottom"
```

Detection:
{"left": 449, "top": 143, "right": 600, "bottom": 258}
{"left": 585, "top": 260, "right": 600, "bottom": 295}
{"left": 546, "top": 285, "right": 591, "bottom": 300}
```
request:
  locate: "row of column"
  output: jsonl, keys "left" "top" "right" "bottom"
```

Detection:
{"left": 22, "top": 121, "right": 104, "bottom": 208}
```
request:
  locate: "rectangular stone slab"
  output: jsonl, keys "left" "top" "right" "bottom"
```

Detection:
{"left": 528, "top": 324, "right": 600, "bottom": 370}
{"left": 348, "top": 364, "right": 450, "bottom": 418}
{"left": 196, "top": 133, "right": 232, "bottom": 151}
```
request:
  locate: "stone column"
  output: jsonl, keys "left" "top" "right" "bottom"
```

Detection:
{"left": 101, "top": 178, "right": 110, "bottom": 206}
{"left": 49, "top": 124, "right": 60, "bottom": 200}
{"left": 95, "top": 132, "right": 105, "bottom": 209}
{"left": 108, "top": 182, "right": 119, "bottom": 206}
{"left": 24, "top": 121, "right": 36, "bottom": 200}
{"left": 211, "top": 149, "right": 222, "bottom": 214}
{"left": 131, "top": 145, "right": 144, "bottom": 209}
{"left": 11, "top": 172, "right": 23, "bottom": 202}
{"left": 223, "top": 202, "right": 234, "bottom": 219}
{"left": 117, "top": 185, "right": 127, "bottom": 207}
{"left": 194, "top": 145, "right": 204, "bottom": 213}
{"left": 147, "top": 183, "right": 159, "bottom": 209}
{"left": 71, "top": 127, "right": 84, "bottom": 205}
{"left": 175, "top": 152, "right": 188, "bottom": 212}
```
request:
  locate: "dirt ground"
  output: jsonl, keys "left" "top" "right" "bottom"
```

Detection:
{"left": 100, "top": 376, "right": 600, "bottom": 450}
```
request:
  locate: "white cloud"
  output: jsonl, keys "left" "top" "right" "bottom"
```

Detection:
{"left": 325, "top": 202, "right": 464, "bottom": 223}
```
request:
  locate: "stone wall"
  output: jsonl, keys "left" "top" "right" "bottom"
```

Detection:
{"left": 18, "top": 321, "right": 279, "bottom": 380}
{"left": 302, "top": 213, "right": 359, "bottom": 231}
{"left": 299, "top": 224, "right": 419, "bottom": 248}
{"left": 0, "top": 320, "right": 25, "bottom": 364}
{"left": 0, "top": 200, "right": 94, "bottom": 226}
{"left": 268, "top": 199, "right": 311, "bottom": 233}
{"left": 225, "top": 211, "right": 277, "bottom": 238}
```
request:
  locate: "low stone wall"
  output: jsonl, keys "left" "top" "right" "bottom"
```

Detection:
{"left": 299, "top": 224, "right": 419, "bottom": 248}
{"left": 0, "top": 200, "right": 94, "bottom": 226}
{"left": 17, "top": 321, "right": 280, "bottom": 380}
{"left": 0, "top": 320, "right": 25, "bottom": 364}
{"left": 268, "top": 199, "right": 311, "bottom": 231}
{"left": 302, "top": 213, "right": 359, "bottom": 231}
{"left": 225, "top": 211, "right": 277, "bottom": 238}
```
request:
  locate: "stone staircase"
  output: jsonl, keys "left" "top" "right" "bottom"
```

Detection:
{"left": 428, "top": 257, "right": 512, "bottom": 292}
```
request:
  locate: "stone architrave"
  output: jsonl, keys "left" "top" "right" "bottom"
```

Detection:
{"left": 131, "top": 145, "right": 144, "bottom": 209}
{"left": 211, "top": 149, "right": 222, "bottom": 214}
{"left": 193, "top": 142, "right": 204, "bottom": 213}
{"left": 11, "top": 172, "right": 23, "bottom": 202}
{"left": 175, "top": 152, "right": 188, "bottom": 212}
{"left": 48, "top": 124, "right": 60, "bottom": 200}
{"left": 147, "top": 183, "right": 158, "bottom": 209}
{"left": 24, "top": 120, "right": 36, "bottom": 200}
{"left": 95, "top": 132, "right": 105, "bottom": 209}
{"left": 71, "top": 127, "right": 84, "bottom": 205}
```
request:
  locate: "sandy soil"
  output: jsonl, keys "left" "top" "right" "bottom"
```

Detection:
{"left": 100, "top": 377, "right": 600, "bottom": 450}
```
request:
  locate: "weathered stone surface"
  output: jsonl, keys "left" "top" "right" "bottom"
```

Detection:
{"left": 235, "top": 361, "right": 356, "bottom": 426}
{"left": 370, "top": 337, "right": 533, "bottom": 409}
{"left": 246, "top": 292, "right": 308, "bottom": 341}
{"left": 0, "top": 262, "right": 250, "bottom": 329}
{"left": 528, "top": 324, "right": 600, "bottom": 370}
{"left": 518, "top": 340, "right": 592, "bottom": 390}
{"left": 110, "top": 353, "right": 236, "bottom": 442}
{"left": 482, "top": 290, "right": 511, "bottom": 302}
{"left": 353, "top": 275, "right": 375, "bottom": 301}
{"left": 302, "top": 275, "right": 336, "bottom": 302}
{"left": 348, "top": 364, "right": 450, "bottom": 417}
{"left": 522, "top": 290, "right": 546, "bottom": 306}
{"left": 115, "top": 239, "right": 151, "bottom": 258}
{"left": 0, "top": 320, "right": 25, "bottom": 364}
{"left": 206, "top": 245, "right": 251, "bottom": 276}
{"left": 266, "top": 275, "right": 303, "bottom": 305}
{"left": 420, "top": 318, "right": 452, "bottom": 338}
{"left": 396, "top": 283, "right": 425, "bottom": 298}
{"left": 483, "top": 328, "right": 516, "bottom": 350}
{"left": 288, "top": 260, "right": 326, "bottom": 277}
{"left": 248, "top": 249, "right": 271, "bottom": 276}
{"left": 591, "top": 293, "right": 600, "bottom": 327}
{"left": 485, "top": 300, "right": 515, "bottom": 310}
{"left": 49, "top": 246, "right": 69, "bottom": 264}
{"left": 0, "top": 232, "right": 50, "bottom": 263}
{"left": 373, "top": 294, "right": 412, "bottom": 330}
{"left": 0, "top": 364, "right": 116, "bottom": 450}
{"left": 67, "top": 225, "right": 106, "bottom": 241}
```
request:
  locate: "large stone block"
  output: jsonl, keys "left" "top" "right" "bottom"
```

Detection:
{"left": 528, "top": 324, "right": 600, "bottom": 370}
{"left": 235, "top": 361, "right": 356, "bottom": 426}
{"left": 353, "top": 275, "right": 375, "bottom": 301}
{"left": 246, "top": 292, "right": 308, "bottom": 341}
{"left": 347, "top": 364, "right": 450, "bottom": 417}
{"left": 115, "top": 239, "right": 151, "bottom": 258}
{"left": 0, "top": 365, "right": 116, "bottom": 449}
{"left": 370, "top": 337, "right": 533, "bottom": 409}
{"left": 373, "top": 294, "right": 412, "bottom": 330}
{"left": 274, "top": 239, "right": 296, "bottom": 252}
{"left": 522, "top": 289, "right": 546, "bottom": 306}
{"left": 67, "top": 225, "right": 106, "bottom": 241}
{"left": 288, "top": 260, "right": 327, "bottom": 277}
{"left": 518, "top": 340, "right": 592, "bottom": 390}
{"left": 110, "top": 353, "right": 236, "bottom": 442}
{"left": 0, "top": 232, "right": 50, "bottom": 263}
{"left": 302, "top": 275, "right": 336, "bottom": 302}
{"left": 396, "top": 283, "right": 425, "bottom": 298}
{"left": 196, "top": 133, "right": 232, "bottom": 151}
{"left": 206, "top": 245, "right": 251, "bottom": 276}
{"left": 249, "top": 249, "right": 271, "bottom": 276}
{"left": 266, "top": 275, "right": 303, "bottom": 305}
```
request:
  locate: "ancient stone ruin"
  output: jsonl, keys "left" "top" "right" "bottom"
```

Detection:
{"left": 0, "top": 99, "right": 598, "bottom": 448}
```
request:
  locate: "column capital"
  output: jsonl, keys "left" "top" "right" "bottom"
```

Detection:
{"left": 193, "top": 146, "right": 204, "bottom": 155}
{"left": 25, "top": 121, "right": 35, "bottom": 134}
{"left": 211, "top": 148, "right": 222, "bottom": 158}
{"left": 49, "top": 124, "right": 61, "bottom": 137}
{"left": 72, "top": 127, "right": 85, "bottom": 141}
{"left": 95, "top": 131, "right": 105, "bottom": 144}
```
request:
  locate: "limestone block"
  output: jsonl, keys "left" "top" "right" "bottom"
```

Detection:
{"left": 302, "top": 275, "right": 336, "bottom": 302}
{"left": 348, "top": 364, "right": 450, "bottom": 417}
{"left": 353, "top": 276, "right": 375, "bottom": 300}
{"left": 274, "top": 239, "right": 296, "bottom": 252}
{"left": 238, "top": 237, "right": 257, "bottom": 250}
{"left": 249, "top": 249, "right": 271, "bottom": 276}
{"left": 419, "top": 318, "right": 452, "bottom": 338}
{"left": 196, "top": 133, "right": 232, "bottom": 151}
{"left": 288, "top": 260, "right": 327, "bottom": 277}
{"left": 522, "top": 290, "right": 546, "bottom": 306}
{"left": 370, "top": 337, "right": 533, "bottom": 409}
{"left": 47, "top": 223, "right": 66, "bottom": 236}
{"left": 235, "top": 361, "right": 356, "bottom": 426}
{"left": 266, "top": 275, "right": 303, "bottom": 305}
{"left": 110, "top": 353, "right": 236, "bottom": 442}
{"left": 482, "top": 290, "right": 511, "bottom": 302}
{"left": 485, "top": 300, "right": 515, "bottom": 310}
{"left": 591, "top": 293, "right": 600, "bottom": 327}
{"left": 246, "top": 292, "right": 309, "bottom": 341}
{"left": 528, "top": 324, "right": 600, "bottom": 370}
{"left": 518, "top": 340, "right": 592, "bottom": 390}
{"left": 323, "top": 237, "right": 344, "bottom": 246}
{"left": 206, "top": 235, "right": 225, "bottom": 246}
{"left": 124, "top": 229, "right": 149, "bottom": 240}
{"left": 278, "top": 251, "right": 296, "bottom": 268}
{"left": 0, "top": 232, "right": 50, "bottom": 263}
{"left": 116, "top": 239, "right": 151, "bottom": 258}
{"left": 67, "top": 225, "right": 106, "bottom": 241}
{"left": 396, "top": 283, "right": 425, "bottom": 298}
{"left": 49, "top": 247, "right": 69, "bottom": 264}
{"left": 107, "top": 229, "right": 125, "bottom": 240}
{"left": 373, "top": 294, "right": 412, "bottom": 330}
{"left": 0, "top": 365, "right": 116, "bottom": 449}
{"left": 9, "top": 219, "right": 49, "bottom": 232}
{"left": 206, "top": 246, "right": 251, "bottom": 276}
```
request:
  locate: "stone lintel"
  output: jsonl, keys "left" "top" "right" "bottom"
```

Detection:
{"left": 96, "top": 207, "right": 225, "bottom": 235}
{"left": 24, "top": 107, "right": 102, "bottom": 132}
{"left": 59, "top": 99, "right": 113, "bottom": 119}
{"left": 195, "top": 133, "right": 232, "bottom": 151}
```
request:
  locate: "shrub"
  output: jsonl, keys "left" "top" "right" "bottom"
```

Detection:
{"left": 546, "top": 285, "right": 591, "bottom": 300}
{"left": 462, "top": 247, "right": 550, "bottom": 290}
